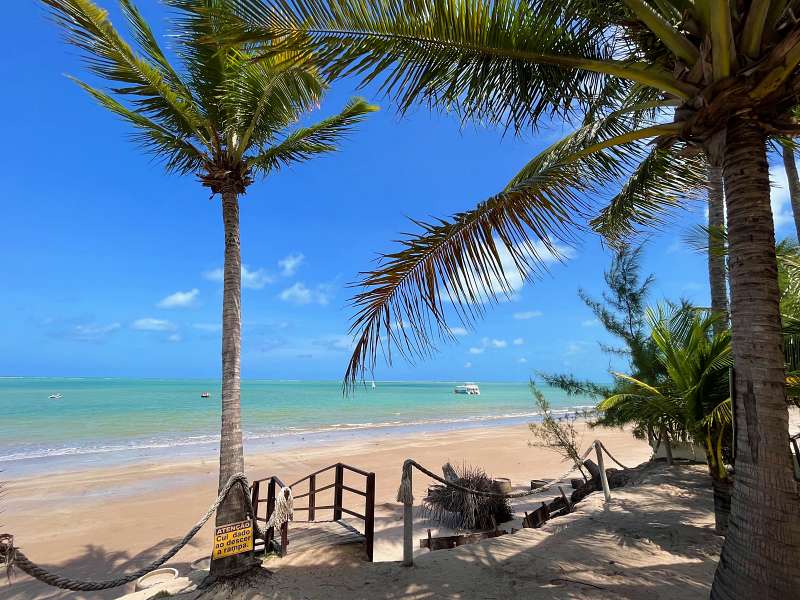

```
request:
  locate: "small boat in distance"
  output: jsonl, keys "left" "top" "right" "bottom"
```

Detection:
{"left": 49, "top": 393, "right": 62, "bottom": 399}
{"left": 200, "top": 392, "right": 210, "bottom": 398}
{"left": 371, "top": 380, "right": 376, "bottom": 389}
{"left": 454, "top": 383, "right": 480, "bottom": 395}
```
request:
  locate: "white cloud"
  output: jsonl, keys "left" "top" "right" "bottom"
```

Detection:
{"left": 518, "top": 357, "right": 528, "bottom": 364}
{"left": 489, "top": 338, "right": 507, "bottom": 348}
{"left": 565, "top": 341, "right": 591, "bottom": 356}
{"left": 279, "top": 282, "right": 333, "bottom": 306}
{"left": 448, "top": 327, "right": 469, "bottom": 337}
{"left": 193, "top": 323, "right": 221, "bottom": 332}
{"left": 204, "top": 266, "right": 274, "bottom": 289}
{"left": 468, "top": 347, "right": 485, "bottom": 355}
{"left": 132, "top": 318, "right": 176, "bottom": 332}
{"left": 70, "top": 322, "right": 121, "bottom": 342}
{"left": 167, "top": 333, "right": 182, "bottom": 343}
{"left": 581, "top": 319, "right": 600, "bottom": 327}
{"left": 452, "top": 239, "right": 576, "bottom": 305}
{"left": 770, "top": 165, "right": 795, "bottom": 230}
{"left": 464, "top": 361, "right": 473, "bottom": 368}
{"left": 278, "top": 253, "right": 305, "bottom": 277}
{"left": 666, "top": 239, "right": 684, "bottom": 254}
{"left": 157, "top": 288, "right": 199, "bottom": 309}
{"left": 513, "top": 337, "right": 524, "bottom": 346}
{"left": 513, "top": 310, "right": 543, "bottom": 320}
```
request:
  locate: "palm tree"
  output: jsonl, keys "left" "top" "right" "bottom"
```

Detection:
{"left": 600, "top": 305, "right": 733, "bottom": 533}
{"left": 236, "top": 1, "right": 800, "bottom": 594}
{"left": 42, "top": 0, "right": 376, "bottom": 578}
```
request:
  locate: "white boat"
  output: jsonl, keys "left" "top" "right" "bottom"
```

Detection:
{"left": 454, "top": 383, "right": 480, "bottom": 395}
{"left": 49, "top": 393, "right": 62, "bottom": 399}
{"left": 200, "top": 392, "right": 210, "bottom": 398}
{"left": 371, "top": 381, "right": 376, "bottom": 389}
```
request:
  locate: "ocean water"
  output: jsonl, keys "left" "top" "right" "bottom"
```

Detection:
{"left": 0, "top": 378, "right": 595, "bottom": 476}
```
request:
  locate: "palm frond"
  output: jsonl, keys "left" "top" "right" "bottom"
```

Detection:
{"left": 343, "top": 116, "right": 675, "bottom": 386}
{"left": 43, "top": 0, "right": 208, "bottom": 143}
{"left": 71, "top": 77, "right": 206, "bottom": 174}
{"left": 248, "top": 97, "right": 378, "bottom": 175}
{"left": 591, "top": 144, "right": 707, "bottom": 243}
{"left": 233, "top": 0, "right": 691, "bottom": 131}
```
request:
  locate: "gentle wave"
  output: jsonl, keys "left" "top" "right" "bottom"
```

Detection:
{"left": 0, "top": 407, "right": 597, "bottom": 463}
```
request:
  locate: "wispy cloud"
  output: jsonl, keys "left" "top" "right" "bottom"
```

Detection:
{"left": 513, "top": 310, "right": 543, "bottom": 320}
{"left": 167, "top": 333, "right": 182, "bottom": 343}
{"left": 489, "top": 338, "right": 507, "bottom": 348}
{"left": 132, "top": 318, "right": 176, "bottom": 332}
{"left": 513, "top": 337, "right": 524, "bottom": 346}
{"left": 278, "top": 253, "right": 305, "bottom": 277}
{"left": 452, "top": 239, "right": 576, "bottom": 305}
{"left": 50, "top": 321, "right": 122, "bottom": 343}
{"left": 517, "top": 357, "right": 527, "bottom": 364}
{"left": 279, "top": 282, "right": 333, "bottom": 305}
{"left": 581, "top": 319, "right": 600, "bottom": 327}
{"left": 468, "top": 347, "right": 485, "bottom": 355}
{"left": 448, "top": 326, "right": 469, "bottom": 337}
{"left": 192, "top": 323, "right": 221, "bottom": 332}
{"left": 157, "top": 288, "right": 199, "bottom": 309}
{"left": 565, "top": 340, "right": 591, "bottom": 356}
{"left": 464, "top": 361, "right": 473, "bottom": 368}
{"left": 204, "top": 265, "right": 274, "bottom": 289}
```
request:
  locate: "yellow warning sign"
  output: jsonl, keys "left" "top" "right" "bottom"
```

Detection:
{"left": 211, "top": 519, "right": 253, "bottom": 560}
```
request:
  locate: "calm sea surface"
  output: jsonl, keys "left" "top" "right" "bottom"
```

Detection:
{"left": 0, "top": 378, "right": 595, "bottom": 476}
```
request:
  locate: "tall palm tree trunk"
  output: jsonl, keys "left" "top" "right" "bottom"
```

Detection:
{"left": 781, "top": 143, "right": 800, "bottom": 242}
{"left": 707, "top": 164, "right": 729, "bottom": 327}
{"left": 210, "top": 190, "right": 252, "bottom": 577}
{"left": 711, "top": 118, "right": 800, "bottom": 599}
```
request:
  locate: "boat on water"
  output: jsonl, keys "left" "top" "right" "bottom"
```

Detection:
{"left": 200, "top": 392, "right": 210, "bottom": 398}
{"left": 454, "top": 383, "right": 480, "bottom": 395}
{"left": 371, "top": 380, "right": 376, "bottom": 389}
{"left": 49, "top": 393, "right": 62, "bottom": 399}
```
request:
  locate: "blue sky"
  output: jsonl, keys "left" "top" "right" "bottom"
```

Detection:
{"left": 2, "top": 1, "right": 797, "bottom": 382}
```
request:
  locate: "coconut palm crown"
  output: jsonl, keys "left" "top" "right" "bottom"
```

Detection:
{"left": 42, "top": 0, "right": 376, "bottom": 577}
{"left": 234, "top": 0, "right": 800, "bottom": 595}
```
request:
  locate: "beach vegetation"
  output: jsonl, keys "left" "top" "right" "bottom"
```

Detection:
{"left": 528, "top": 385, "right": 587, "bottom": 481}
{"left": 231, "top": 0, "right": 800, "bottom": 590}
{"left": 600, "top": 305, "right": 733, "bottom": 533}
{"left": 41, "top": 0, "right": 375, "bottom": 579}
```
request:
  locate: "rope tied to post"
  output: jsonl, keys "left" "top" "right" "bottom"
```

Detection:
{"left": 0, "top": 472, "right": 253, "bottom": 592}
{"left": 396, "top": 442, "right": 602, "bottom": 503}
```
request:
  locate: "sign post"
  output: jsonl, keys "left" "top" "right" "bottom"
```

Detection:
{"left": 211, "top": 518, "right": 253, "bottom": 560}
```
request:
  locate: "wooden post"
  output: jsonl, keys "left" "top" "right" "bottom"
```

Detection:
{"left": 266, "top": 478, "right": 276, "bottom": 547}
{"left": 308, "top": 474, "right": 316, "bottom": 522}
{"left": 279, "top": 521, "right": 288, "bottom": 557}
{"left": 402, "top": 473, "right": 413, "bottom": 566}
{"left": 595, "top": 442, "right": 611, "bottom": 502}
{"left": 333, "top": 463, "right": 344, "bottom": 521}
{"left": 251, "top": 480, "right": 262, "bottom": 549}
{"left": 365, "top": 472, "right": 375, "bottom": 562}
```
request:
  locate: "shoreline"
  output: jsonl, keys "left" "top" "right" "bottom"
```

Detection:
{"left": 1, "top": 408, "right": 597, "bottom": 479}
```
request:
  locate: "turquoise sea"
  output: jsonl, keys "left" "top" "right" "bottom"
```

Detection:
{"left": 0, "top": 378, "right": 595, "bottom": 476}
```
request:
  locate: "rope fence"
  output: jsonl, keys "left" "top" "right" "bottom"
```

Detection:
{"left": 397, "top": 440, "right": 630, "bottom": 566}
{"left": 0, "top": 473, "right": 255, "bottom": 592}
{"left": 0, "top": 440, "right": 634, "bottom": 586}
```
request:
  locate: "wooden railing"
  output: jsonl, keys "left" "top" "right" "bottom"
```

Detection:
{"left": 250, "top": 475, "right": 289, "bottom": 556}
{"left": 251, "top": 463, "right": 375, "bottom": 561}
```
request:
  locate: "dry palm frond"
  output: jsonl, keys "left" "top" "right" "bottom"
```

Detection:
{"left": 420, "top": 463, "right": 512, "bottom": 531}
